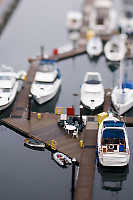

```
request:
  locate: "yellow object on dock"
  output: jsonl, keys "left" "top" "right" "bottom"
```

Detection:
{"left": 37, "top": 113, "right": 41, "bottom": 120}
{"left": 80, "top": 140, "right": 84, "bottom": 148}
{"left": 86, "top": 30, "right": 95, "bottom": 40}
{"left": 23, "top": 75, "right": 27, "bottom": 81}
{"left": 98, "top": 112, "right": 108, "bottom": 124}
{"left": 51, "top": 140, "right": 56, "bottom": 150}
{"left": 55, "top": 106, "right": 64, "bottom": 115}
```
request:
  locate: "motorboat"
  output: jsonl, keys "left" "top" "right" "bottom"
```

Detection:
{"left": 52, "top": 152, "right": 72, "bottom": 167}
{"left": 30, "top": 59, "right": 61, "bottom": 104}
{"left": 24, "top": 138, "right": 45, "bottom": 149}
{"left": 111, "top": 58, "right": 133, "bottom": 115}
{"left": 0, "top": 65, "right": 19, "bottom": 111}
{"left": 104, "top": 34, "right": 127, "bottom": 62}
{"left": 66, "top": 11, "right": 82, "bottom": 31}
{"left": 89, "top": 0, "right": 118, "bottom": 35}
{"left": 119, "top": 5, "right": 133, "bottom": 36}
{"left": 80, "top": 72, "right": 104, "bottom": 111}
{"left": 86, "top": 36, "right": 103, "bottom": 57}
{"left": 97, "top": 113, "right": 130, "bottom": 167}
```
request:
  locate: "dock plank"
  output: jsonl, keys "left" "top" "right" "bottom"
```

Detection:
{"left": 75, "top": 129, "right": 97, "bottom": 200}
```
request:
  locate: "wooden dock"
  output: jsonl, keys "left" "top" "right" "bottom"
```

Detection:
{"left": 75, "top": 128, "right": 97, "bottom": 200}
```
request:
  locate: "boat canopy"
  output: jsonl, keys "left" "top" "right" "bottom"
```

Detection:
{"left": 40, "top": 59, "right": 55, "bottom": 65}
{"left": 103, "top": 120, "right": 124, "bottom": 128}
{"left": 102, "top": 129, "right": 125, "bottom": 139}
{"left": 122, "top": 81, "right": 133, "bottom": 89}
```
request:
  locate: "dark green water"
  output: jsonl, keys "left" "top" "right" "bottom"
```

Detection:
{"left": 0, "top": 0, "right": 133, "bottom": 199}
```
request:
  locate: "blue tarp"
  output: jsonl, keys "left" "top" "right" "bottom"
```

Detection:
{"left": 102, "top": 129, "right": 125, "bottom": 139}
{"left": 103, "top": 121, "right": 124, "bottom": 128}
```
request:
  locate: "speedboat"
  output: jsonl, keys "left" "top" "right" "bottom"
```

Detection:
{"left": 89, "top": 0, "right": 118, "bottom": 35}
{"left": 97, "top": 113, "right": 130, "bottom": 167}
{"left": 24, "top": 138, "right": 45, "bottom": 150}
{"left": 52, "top": 152, "right": 72, "bottom": 167}
{"left": 104, "top": 34, "right": 127, "bottom": 62}
{"left": 0, "top": 65, "right": 19, "bottom": 111}
{"left": 66, "top": 11, "right": 82, "bottom": 31}
{"left": 80, "top": 72, "right": 104, "bottom": 111}
{"left": 30, "top": 59, "right": 61, "bottom": 104}
{"left": 86, "top": 36, "right": 103, "bottom": 57}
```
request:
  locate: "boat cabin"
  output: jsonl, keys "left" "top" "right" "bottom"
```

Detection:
{"left": 101, "top": 120, "right": 126, "bottom": 153}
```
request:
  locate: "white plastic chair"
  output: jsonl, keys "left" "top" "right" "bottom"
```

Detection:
{"left": 72, "top": 129, "right": 79, "bottom": 138}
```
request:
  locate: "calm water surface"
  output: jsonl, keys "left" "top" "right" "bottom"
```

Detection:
{"left": 0, "top": 0, "right": 133, "bottom": 199}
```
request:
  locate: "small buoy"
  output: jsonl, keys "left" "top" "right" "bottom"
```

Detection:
{"left": 53, "top": 48, "right": 58, "bottom": 55}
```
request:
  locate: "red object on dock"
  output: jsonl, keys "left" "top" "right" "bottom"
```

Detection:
{"left": 67, "top": 107, "right": 75, "bottom": 116}
{"left": 53, "top": 48, "right": 58, "bottom": 55}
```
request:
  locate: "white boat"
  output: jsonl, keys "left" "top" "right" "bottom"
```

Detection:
{"left": 112, "top": 79, "right": 133, "bottom": 115}
{"left": 89, "top": 0, "right": 118, "bottom": 35}
{"left": 119, "top": 5, "right": 133, "bottom": 35}
{"left": 53, "top": 152, "right": 72, "bottom": 167}
{"left": 30, "top": 60, "right": 61, "bottom": 104}
{"left": 0, "top": 65, "right": 19, "bottom": 111}
{"left": 24, "top": 138, "right": 45, "bottom": 149}
{"left": 104, "top": 34, "right": 127, "bottom": 62}
{"left": 86, "top": 36, "right": 103, "bottom": 57}
{"left": 97, "top": 113, "right": 130, "bottom": 167}
{"left": 80, "top": 72, "right": 104, "bottom": 110}
{"left": 66, "top": 11, "right": 82, "bottom": 31}
{"left": 111, "top": 55, "right": 133, "bottom": 115}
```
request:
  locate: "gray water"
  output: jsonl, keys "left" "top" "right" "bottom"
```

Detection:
{"left": 0, "top": 0, "right": 133, "bottom": 199}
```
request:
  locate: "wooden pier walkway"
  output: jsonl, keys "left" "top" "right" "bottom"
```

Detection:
{"left": 75, "top": 127, "right": 97, "bottom": 200}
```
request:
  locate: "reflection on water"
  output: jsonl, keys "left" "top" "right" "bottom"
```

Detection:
{"left": 97, "top": 164, "right": 129, "bottom": 192}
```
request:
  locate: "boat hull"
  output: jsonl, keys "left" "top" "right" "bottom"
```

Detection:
{"left": 111, "top": 87, "right": 133, "bottom": 115}
{"left": 32, "top": 79, "right": 61, "bottom": 104}
{"left": 0, "top": 81, "right": 19, "bottom": 111}
{"left": 98, "top": 153, "right": 130, "bottom": 167}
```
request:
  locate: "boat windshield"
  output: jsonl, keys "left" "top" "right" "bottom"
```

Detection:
{"left": 0, "top": 75, "right": 11, "bottom": 80}
{"left": 35, "top": 81, "right": 53, "bottom": 85}
{"left": 0, "top": 88, "right": 11, "bottom": 93}
{"left": 38, "top": 64, "right": 55, "bottom": 73}
{"left": 85, "top": 75, "right": 101, "bottom": 84}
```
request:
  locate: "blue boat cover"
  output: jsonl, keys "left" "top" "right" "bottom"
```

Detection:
{"left": 103, "top": 120, "right": 124, "bottom": 128}
{"left": 122, "top": 80, "right": 133, "bottom": 89}
{"left": 102, "top": 129, "right": 125, "bottom": 139}
{"left": 40, "top": 59, "right": 55, "bottom": 65}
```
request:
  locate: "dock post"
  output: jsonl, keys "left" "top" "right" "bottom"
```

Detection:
{"left": 71, "top": 157, "right": 76, "bottom": 197}
{"left": 80, "top": 105, "right": 83, "bottom": 125}
{"left": 27, "top": 94, "right": 32, "bottom": 120}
